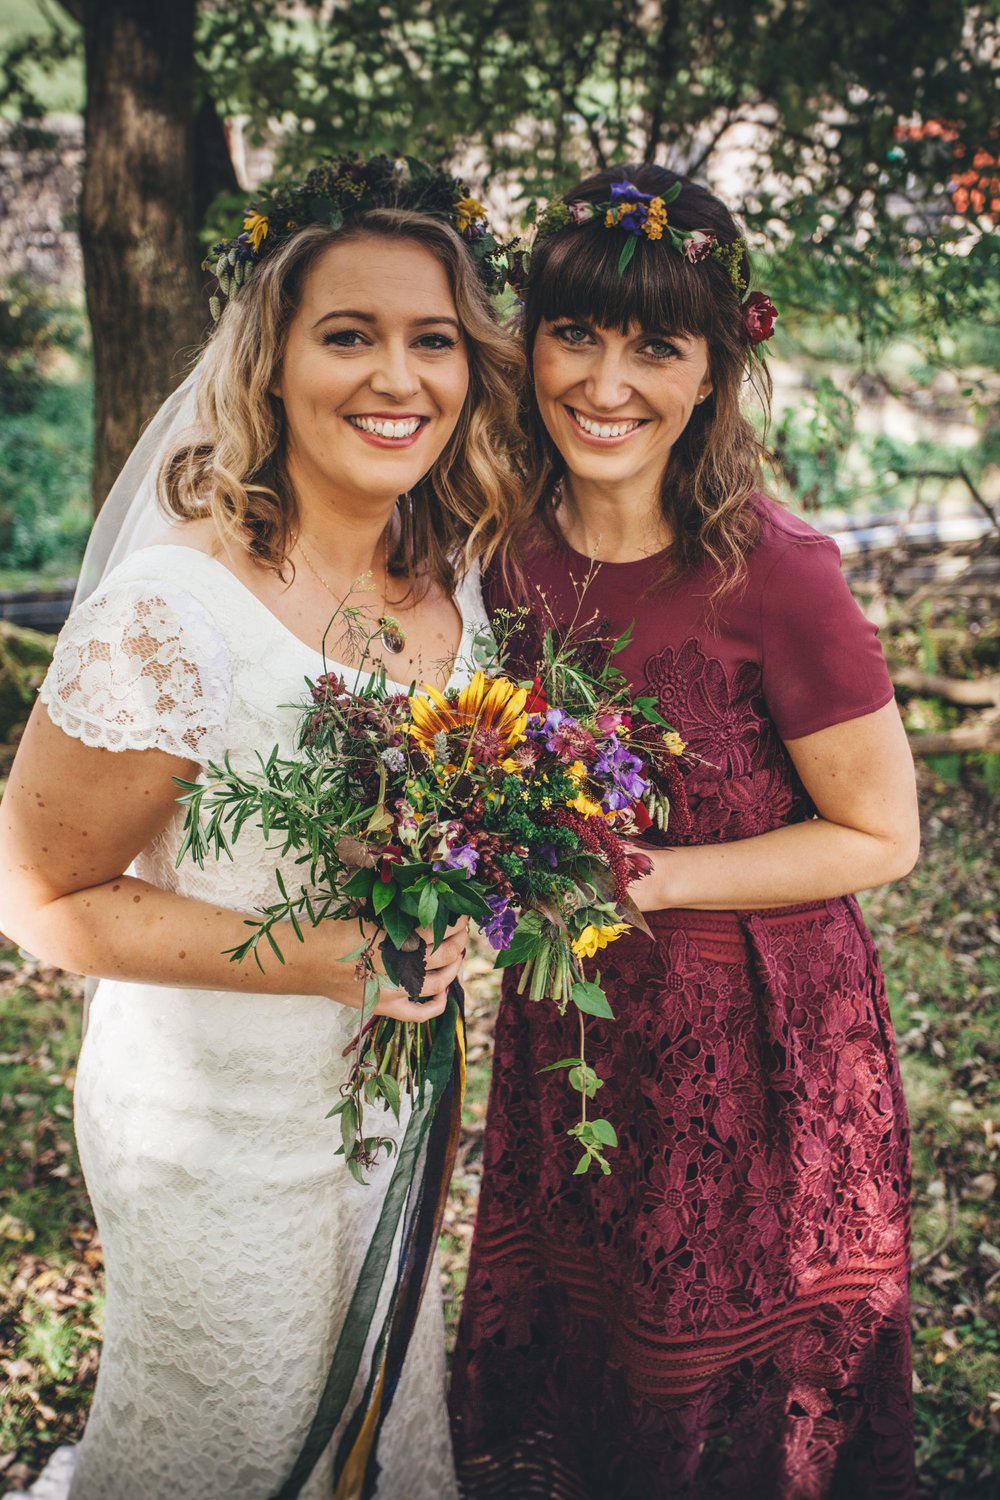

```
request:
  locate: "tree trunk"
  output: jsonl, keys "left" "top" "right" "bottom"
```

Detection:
{"left": 80, "top": 0, "right": 206, "bottom": 512}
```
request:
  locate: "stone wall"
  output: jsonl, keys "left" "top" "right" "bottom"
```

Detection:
{"left": 0, "top": 116, "right": 84, "bottom": 292}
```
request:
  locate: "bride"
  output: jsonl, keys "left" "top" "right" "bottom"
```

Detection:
{"left": 0, "top": 157, "right": 522, "bottom": 1499}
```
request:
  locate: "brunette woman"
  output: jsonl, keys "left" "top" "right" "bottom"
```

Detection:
{"left": 451, "top": 166, "right": 918, "bottom": 1499}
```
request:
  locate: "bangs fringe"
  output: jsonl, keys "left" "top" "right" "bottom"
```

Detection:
{"left": 537, "top": 226, "right": 723, "bottom": 341}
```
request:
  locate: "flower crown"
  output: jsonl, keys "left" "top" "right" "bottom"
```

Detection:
{"left": 204, "top": 153, "right": 516, "bottom": 321}
{"left": 529, "top": 179, "right": 778, "bottom": 353}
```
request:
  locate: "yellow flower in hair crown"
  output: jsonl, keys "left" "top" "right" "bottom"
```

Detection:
{"left": 455, "top": 194, "right": 488, "bottom": 233}
{"left": 203, "top": 154, "right": 520, "bottom": 321}
{"left": 242, "top": 210, "right": 269, "bottom": 254}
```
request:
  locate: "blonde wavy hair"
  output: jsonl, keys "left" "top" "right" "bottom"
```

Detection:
{"left": 160, "top": 211, "right": 524, "bottom": 598}
{"left": 501, "top": 165, "right": 773, "bottom": 601}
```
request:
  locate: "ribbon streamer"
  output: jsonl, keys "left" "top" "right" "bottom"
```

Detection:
{"left": 270, "top": 984, "right": 465, "bottom": 1500}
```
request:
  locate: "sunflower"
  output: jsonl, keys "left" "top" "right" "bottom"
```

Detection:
{"left": 571, "top": 921, "right": 629, "bottom": 960}
{"left": 243, "top": 210, "right": 269, "bottom": 253}
{"left": 408, "top": 672, "right": 528, "bottom": 755}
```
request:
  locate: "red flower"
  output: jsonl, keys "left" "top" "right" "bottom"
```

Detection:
{"left": 524, "top": 675, "right": 548, "bottom": 714}
{"left": 631, "top": 799, "right": 653, "bottom": 833}
{"left": 377, "top": 845, "right": 405, "bottom": 882}
{"left": 742, "top": 291, "right": 778, "bottom": 345}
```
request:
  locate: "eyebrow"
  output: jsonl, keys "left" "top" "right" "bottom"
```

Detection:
{"left": 312, "top": 309, "right": 461, "bottom": 331}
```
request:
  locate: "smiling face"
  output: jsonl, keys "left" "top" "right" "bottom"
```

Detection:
{"left": 272, "top": 234, "right": 471, "bottom": 511}
{"left": 532, "top": 317, "right": 713, "bottom": 495}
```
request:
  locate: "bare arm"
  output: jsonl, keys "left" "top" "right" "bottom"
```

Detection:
{"left": 630, "top": 700, "right": 920, "bottom": 912}
{"left": 0, "top": 703, "right": 463, "bottom": 1017}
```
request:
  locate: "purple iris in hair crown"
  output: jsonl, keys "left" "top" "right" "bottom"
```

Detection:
{"left": 609, "top": 180, "right": 653, "bottom": 234}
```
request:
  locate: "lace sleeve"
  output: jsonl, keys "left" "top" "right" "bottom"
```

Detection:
{"left": 38, "top": 578, "right": 232, "bottom": 762}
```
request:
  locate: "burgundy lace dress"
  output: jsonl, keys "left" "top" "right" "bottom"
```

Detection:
{"left": 450, "top": 498, "right": 915, "bottom": 1499}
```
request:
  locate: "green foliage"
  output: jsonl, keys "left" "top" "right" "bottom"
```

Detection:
{"left": 0, "top": 282, "right": 91, "bottom": 572}
{"left": 0, "top": 375, "right": 92, "bottom": 574}
{"left": 0, "top": 621, "right": 54, "bottom": 746}
{"left": 0, "top": 1, "right": 82, "bottom": 123}
{"left": 0, "top": 277, "right": 81, "bottom": 414}
{"left": 8, "top": 2, "right": 996, "bottom": 264}
{"left": 860, "top": 790, "right": 1000, "bottom": 1496}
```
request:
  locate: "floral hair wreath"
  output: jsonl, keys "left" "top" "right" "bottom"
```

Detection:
{"left": 527, "top": 179, "right": 778, "bottom": 356}
{"left": 203, "top": 153, "right": 519, "bottom": 321}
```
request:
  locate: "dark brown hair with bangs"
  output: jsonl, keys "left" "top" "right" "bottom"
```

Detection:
{"left": 502, "top": 164, "right": 772, "bottom": 598}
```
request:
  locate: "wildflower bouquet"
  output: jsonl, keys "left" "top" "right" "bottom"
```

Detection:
{"left": 176, "top": 622, "right": 686, "bottom": 1178}
{"left": 174, "top": 620, "right": 686, "bottom": 1498}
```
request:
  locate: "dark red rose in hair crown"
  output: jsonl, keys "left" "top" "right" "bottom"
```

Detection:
{"left": 742, "top": 291, "right": 778, "bottom": 346}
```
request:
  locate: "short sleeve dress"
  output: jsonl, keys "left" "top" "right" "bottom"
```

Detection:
{"left": 450, "top": 498, "right": 915, "bottom": 1499}
{"left": 15, "top": 545, "right": 480, "bottom": 1500}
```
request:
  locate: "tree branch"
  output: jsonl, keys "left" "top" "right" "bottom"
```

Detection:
{"left": 908, "top": 720, "right": 1000, "bottom": 756}
{"left": 892, "top": 670, "right": 1000, "bottom": 707}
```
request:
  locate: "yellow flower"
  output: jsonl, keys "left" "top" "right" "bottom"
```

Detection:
{"left": 571, "top": 921, "right": 629, "bottom": 960}
{"left": 605, "top": 202, "right": 638, "bottom": 229}
{"left": 570, "top": 790, "right": 603, "bottom": 818}
{"left": 455, "top": 194, "right": 487, "bottom": 233}
{"left": 643, "top": 197, "right": 668, "bottom": 242}
{"left": 243, "top": 210, "right": 269, "bottom": 253}
{"left": 407, "top": 671, "right": 528, "bottom": 754}
{"left": 566, "top": 760, "right": 587, "bottom": 783}
{"left": 662, "top": 730, "right": 686, "bottom": 756}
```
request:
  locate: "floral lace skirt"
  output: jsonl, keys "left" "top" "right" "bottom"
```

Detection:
{"left": 450, "top": 899, "right": 915, "bottom": 1499}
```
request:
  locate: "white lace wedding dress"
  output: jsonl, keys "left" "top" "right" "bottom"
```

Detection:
{"left": 15, "top": 544, "right": 484, "bottom": 1500}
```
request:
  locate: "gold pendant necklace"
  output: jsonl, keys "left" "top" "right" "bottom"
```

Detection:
{"left": 297, "top": 531, "right": 407, "bottom": 655}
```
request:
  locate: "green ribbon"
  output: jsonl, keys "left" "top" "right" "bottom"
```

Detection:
{"left": 270, "top": 993, "right": 459, "bottom": 1500}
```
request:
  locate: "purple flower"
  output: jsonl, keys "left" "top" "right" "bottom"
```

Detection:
{"left": 528, "top": 707, "right": 596, "bottom": 764}
{"left": 535, "top": 843, "right": 559, "bottom": 869}
{"left": 594, "top": 734, "right": 649, "bottom": 812}
{"left": 618, "top": 205, "right": 649, "bottom": 234}
{"left": 526, "top": 707, "right": 560, "bottom": 744}
{"left": 609, "top": 181, "right": 653, "bottom": 235}
{"left": 433, "top": 844, "right": 480, "bottom": 877}
{"left": 482, "top": 895, "right": 517, "bottom": 951}
{"left": 610, "top": 181, "right": 653, "bottom": 205}
{"left": 234, "top": 232, "right": 260, "bottom": 263}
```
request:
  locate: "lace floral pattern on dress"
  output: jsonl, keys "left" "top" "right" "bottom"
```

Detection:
{"left": 39, "top": 582, "right": 232, "bottom": 761}
{"left": 642, "top": 636, "right": 812, "bottom": 845}
{"left": 452, "top": 578, "right": 914, "bottom": 1498}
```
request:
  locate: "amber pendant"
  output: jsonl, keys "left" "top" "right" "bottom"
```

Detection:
{"left": 378, "top": 616, "right": 406, "bottom": 654}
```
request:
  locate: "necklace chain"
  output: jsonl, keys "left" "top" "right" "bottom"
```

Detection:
{"left": 296, "top": 531, "right": 407, "bottom": 655}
